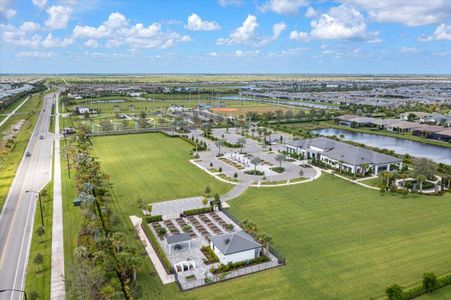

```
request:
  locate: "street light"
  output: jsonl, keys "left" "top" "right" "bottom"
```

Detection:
{"left": 0, "top": 289, "right": 28, "bottom": 300}
{"left": 25, "top": 190, "right": 44, "bottom": 227}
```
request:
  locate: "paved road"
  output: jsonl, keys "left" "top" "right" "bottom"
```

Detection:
{"left": 0, "top": 92, "right": 55, "bottom": 300}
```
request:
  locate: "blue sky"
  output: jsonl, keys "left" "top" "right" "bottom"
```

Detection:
{"left": 1, "top": 0, "right": 450, "bottom": 74}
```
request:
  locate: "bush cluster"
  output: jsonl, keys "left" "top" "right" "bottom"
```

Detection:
{"left": 182, "top": 207, "right": 213, "bottom": 216}
{"left": 200, "top": 245, "right": 219, "bottom": 264}
{"left": 209, "top": 256, "right": 270, "bottom": 274}
{"left": 146, "top": 215, "right": 163, "bottom": 223}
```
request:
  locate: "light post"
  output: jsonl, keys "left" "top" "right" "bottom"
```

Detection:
{"left": 0, "top": 289, "right": 28, "bottom": 300}
{"left": 25, "top": 190, "right": 44, "bottom": 226}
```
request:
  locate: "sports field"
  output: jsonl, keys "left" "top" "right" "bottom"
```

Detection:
{"left": 66, "top": 133, "right": 451, "bottom": 299}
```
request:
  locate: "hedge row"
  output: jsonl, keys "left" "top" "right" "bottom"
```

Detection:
{"left": 145, "top": 215, "right": 163, "bottom": 223}
{"left": 210, "top": 256, "right": 270, "bottom": 274}
{"left": 140, "top": 223, "right": 173, "bottom": 275}
{"left": 388, "top": 273, "right": 451, "bottom": 300}
{"left": 182, "top": 207, "right": 212, "bottom": 216}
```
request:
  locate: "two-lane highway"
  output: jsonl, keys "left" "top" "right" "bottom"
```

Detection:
{"left": 0, "top": 92, "right": 55, "bottom": 300}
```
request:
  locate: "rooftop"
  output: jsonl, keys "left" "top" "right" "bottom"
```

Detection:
{"left": 210, "top": 231, "right": 261, "bottom": 255}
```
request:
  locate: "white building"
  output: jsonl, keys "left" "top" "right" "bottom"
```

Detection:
{"left": 286, "top": 137, "right": 403, "bottom": 175}
{"left": 210, "top": 231, "right": 262, "bottom": 264}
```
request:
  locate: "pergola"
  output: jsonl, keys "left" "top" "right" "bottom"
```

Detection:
{"left": 166, "top": 233, "right": 191, "bottom": 254}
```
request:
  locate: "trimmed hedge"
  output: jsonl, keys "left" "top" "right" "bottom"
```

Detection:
{"left": 387, "top": 273, "right": 451, "bottom": 300}
{"left": 182, "top": 207, "right": 212, "bottom": 216}
{"left": 140, "top": 223, "right": 173, "bottom": 274}
{"left": 200, "top": 245, "right": 219, "bottom": 264}
{"left": 146, "top": 215, "right": 163, "bottom": 223}
{"left": 210, "top": 256, "right": 270, "bottom": 274}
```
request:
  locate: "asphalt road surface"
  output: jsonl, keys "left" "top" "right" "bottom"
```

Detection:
{"left": 0, "top": 92, "right": 55, "bottom": 300}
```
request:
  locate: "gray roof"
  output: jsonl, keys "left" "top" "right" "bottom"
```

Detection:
{"left": 287, "top": 137, "right": 402, "bottom": 166}
{"left": 166, "top": 233, "right": 190, "bottom": 245}
{"left": 210, "top": 231, "right": 261, "bottom": 255}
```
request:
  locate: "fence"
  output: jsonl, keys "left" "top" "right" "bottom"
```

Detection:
{"left": 86, "top": 125, "right": 199, "bottom": 137}
{"left": 174, "top": 260, "right": 282, "bottom": 291}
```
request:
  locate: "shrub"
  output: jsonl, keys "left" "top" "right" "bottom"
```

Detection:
{"left": 423, "top": 272, "right": 438, "bottom": 294}
{"left": 233, "top": 172, "right": 238, "bottom": 178}
{"left": 386, "top": 284, "right": 404, "bottom": 300}
{"left": 218, "top": 167, "right": 222, "bottom": 172}
{"left": 146, "top": 215, "right": 162, "bottom": 223}
{"left": 244, "top": 170, "right": 265, "bottom": 176}
{"left": 201, "top": 245, "right": 219, "bottom": 264}
{"left": 225, "top": 224, "right": 234, "bottom": 231}
{"left": 140, "top": 223, "right": 172, "bottom": 274}
{"left": 182, "top": 225, "right": 192, "bottom": 233}
{"left": 182, "top": 207, "right": 213, "bottom": 216}
{"left": 157, "top": 227, "right": 167, "bottom": 236}
{"left": 209, "top": 256, "right": 270, "bottom": 274}
{"left": 270, "top": 167, "right": 285, "bottom": 173}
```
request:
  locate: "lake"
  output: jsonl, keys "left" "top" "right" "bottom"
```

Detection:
{"left": 311, "top": 128, "right": 451, "bottom": 165}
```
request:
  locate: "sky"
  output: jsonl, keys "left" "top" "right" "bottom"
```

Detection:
{"left": 0, "top": 0, "right": 450, "bottom": 74}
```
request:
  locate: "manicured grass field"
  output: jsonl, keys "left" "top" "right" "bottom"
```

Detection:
{"left": 62, "top": 133, "right": 451, "bottom": 299}
{"left": 92, "top": 133, "right": 231, "bottom": 203}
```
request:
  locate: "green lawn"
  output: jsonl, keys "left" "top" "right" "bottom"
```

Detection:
{"left": 62, "top": 133, "right": 451, "bottom": 300}
{"left": 25, "top": 181, "right": 53, "bottom": 300}
{"left": 417, "top": 285, "right": 451, "bottom": 299}
{"left": 92, "top": 133, "right": 231, "bottom": 203}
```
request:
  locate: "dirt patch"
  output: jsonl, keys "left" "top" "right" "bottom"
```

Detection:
{"left": 1, "top": 119, "right": 25, "bottom": 143}
{"left": 211, "top": 107, "right": 240, "bottom": 113}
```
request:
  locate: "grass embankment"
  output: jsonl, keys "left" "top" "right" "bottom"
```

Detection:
{"left": 0, "top": 92, "right": 44, "bottom": 210}
{"left": 25, "top": 181, "right": 53, "bottom": 300}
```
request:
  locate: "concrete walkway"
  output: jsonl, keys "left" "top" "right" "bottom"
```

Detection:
{"left": 322, "top": 169, "right": 379, "bottom": 190}
{"left": 130, "top": 216, "right": 175, "bottom": 284}
{"left": 0, "top": 96, "right": 30, "bottom": 128}
{"left": 50, "top": 93, "right": 65, "bottom": 299}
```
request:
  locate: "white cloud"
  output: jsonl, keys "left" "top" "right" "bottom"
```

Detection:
{"left": 0, "top": 0, "right": 16, "bottom": 19}
{"left": 290, "top": 30, "right": 310, "bottom": 41}
{"left": 272, "top": 22, "right": 286, "bottom": 39}
{"left": 308, "top": 5, "right": 380, "bottom": 42}
{"left": 260, "top": 0, "right": 309, "bottom": 15}
{"left": 218, "top": 0, "right": 242, "bottom": 7}
{"left": 73, "top": 12, "right": 191, "bottom": 49}
{"left": 235, "top": 49, "right": 260, "bottom": 57}
{"left": 20, "top": 21, "right": 40, "bottom": 32}
{"left": 45, "top": 5, "right": 72, "bottom": 29}
{"left": 342, "top": 0, "right": 451, "bottom": 26}
{"left": 185, "top": 13, "right": 221, "bottom": 31}
{"left": 305, "top": 6, "right": 317, "bottom": 18}
{"left": 17, "top": 50, "right": 56, "bottom": 58}
{"left": 399, "top": 46, "right": 419, "bottom": 54}
{"left": 84, "top": 39, "right": 98, "bottom": 48}
{"left": 32, "top": 0, "right": 47, "bottom": 9}
{"left": 0, "top": 24, "right": 73, "bottom": 48}
{"left": 208, "top": 51, "right": 219, "bottom": 57}
{"left": 41, "top": 33, "right": 74, "bottom": 48}
{"left": 217, "top": 14, "right": 259, "bottom": 45}
{"left": 419, "top": 23, "right": 451, "bottom": 41}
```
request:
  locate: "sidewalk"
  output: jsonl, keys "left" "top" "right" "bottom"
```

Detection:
{"left": 130, "top": 216, "right": 175, "bottom": 284}
{"left": 50, "top": 93, "right": 65, "bottom": 299}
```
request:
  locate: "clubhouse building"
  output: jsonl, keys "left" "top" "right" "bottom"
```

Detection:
{"left": 286, "top": 137, "right": 403, "bottom": 175}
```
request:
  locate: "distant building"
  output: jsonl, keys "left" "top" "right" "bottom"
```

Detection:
{"left": 210, "top": 231, "right": 262, "bottom": 265}
{"left": 75, "top": 106, "right": 90, "bottom": 114}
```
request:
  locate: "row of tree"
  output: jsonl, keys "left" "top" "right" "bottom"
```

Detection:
{"left": 65, "top": 128, "right": 142, "bottom": 299}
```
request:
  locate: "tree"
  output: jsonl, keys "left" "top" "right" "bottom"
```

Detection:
{"left": 237, "top": 137, "right": 246, "bottom": 153}
{"left": 385, "top": 284, "right": 404, "bottom": 300}
{"left": 412, "top": 157, "right": 437, "bottom": 180}
{"left": 242, "top": 219, "right": 258, "bottom": 234}
{"left": 34, "top": 253, "right": 43, "bottom": 272}
{"left": 275, "top": 154, "right": 286, "bottom": 168}
{"left": 111, "top": 232, "right": 127, "bottom": 252}
{"left": 36, "top": 225, "right": 45, "bottom": 242}
{"left": 250, "top": 156, "right": 261, "bottom": 173}
{"left": 423, "top": 272, "right": 438, "bottom": 294}
{"left": 215, "top": 139, "right": 225, "bottom": 155}
{"left": 257, "top": 233, "right": 272, "bottom": 255}
{"left": 205, "top": 185, "right": 211, "bottom": 196}
{"left": 202, "top": 197, "right": 209, "bottom": 207}
{"left": 116, "top": 251, "right": 141, "bottom": 282}
{"left": 417, "top": 175, "right": 427, "bottom": 193}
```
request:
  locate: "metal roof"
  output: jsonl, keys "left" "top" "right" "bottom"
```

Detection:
{"left": 210, "top": 231, "right": 261, "bottom": 255}
{"left": 166, "top": 233, "right": 190, "bottom": 245}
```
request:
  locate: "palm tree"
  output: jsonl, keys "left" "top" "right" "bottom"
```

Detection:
{"left": 360, "top": 163, "right": 369, "bottom": 176}
{"left": 257, "top": 233, "right": 272, "bottom": 255}
{"left": 251, "top": 128, "right": 256, "bottom": 137}
{"left": 399, "top": 173, "right": 408, "bottom": 188}
{"left": 250, "top": 156, "right": 261, "bottom": 173}
{"left": 215, "top": 139, "right": 225, "bottom": 155}
{"left": 275, "top": 154, "right": 286, "bottom": 168}
{"left": 237, "top": 137, "right": 246, "bottom": 154}
{"left": 242, "top": 219, "right": 258, "bottom": 234}
{"left": 111, "top": 232, "right": 127, "bottom": 252}
{"left": 34, "top": 253, "right": 43, "bottom": 273}
{"left": 417, "top": 175, "right": 427, "bottom": 193}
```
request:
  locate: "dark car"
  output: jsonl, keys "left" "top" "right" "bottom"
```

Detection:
{"left": 25, "top": 151, "right": 31, "bottom": 157}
